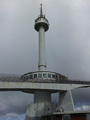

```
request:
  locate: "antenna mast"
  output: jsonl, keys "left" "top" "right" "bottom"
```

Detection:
{"left": 40, "top": 4, "right": 43, "bottom": 17}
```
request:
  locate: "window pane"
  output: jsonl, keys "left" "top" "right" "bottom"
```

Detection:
{"left": 86, "top": 114, "right": 90, "bottom": 120}
{"left": 62, "top": 115, "right": 70, "bottom": 120}
{"left": 38, "top": 73, "right": 42, "bottom": 78}
{"left": 52, "top": 74, "right": 55, "bottom": 78}
{"left": 56, "top": 75, "right": 58, "bottom": 78}
{"left": 48, "top": 74, "right": 51, "bottom": 78}
{"left": 59, "top": 75, "right": 61, "bottom": 78}
{"left": 30, "top": 75, "right": 32, "bottom": 79}
{"left": 26, "top": 76, "right": 28, "bottom": 80}
{"left": 34, "top": 74, "right": 37, "bottom": 78}
{"left": 23, "top": 77, "right": 25, "bottom": 81}
{"left": 43, "top": 73, "right": 47, "bottom": 78}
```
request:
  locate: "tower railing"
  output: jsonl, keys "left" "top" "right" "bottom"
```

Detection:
{"left": 0, "top": 73, "right": 90, "bottom": 85}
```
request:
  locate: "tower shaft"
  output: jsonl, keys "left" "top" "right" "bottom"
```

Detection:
{"left": 34, "top": 5, "right": 49, "bottom": 71}
{"left": 34, "top": 91, "right": 51, "bottom": 103}
{"left": 38, "top": 26, "right": 46, "bottom": 71}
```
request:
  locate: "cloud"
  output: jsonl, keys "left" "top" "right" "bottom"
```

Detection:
{"left": 5, "top": 113, "right": 24, "bottom": 120}
{"left": 1, "top": 113, "right": 24, "bottom": 120}
{"left": 75, "top": 104, "right": 90, "bottom": 111}
{"left": 6, "top": 113, "right": 22, "bottom": 119}
{"left": 72, "top": 87, "right": 90, "bottom": 112}
{"left": 72, "top": 88, "right": 90, "bottom": 104}
{"left": 0, "top": 91, "right": 33, "bottom": 116}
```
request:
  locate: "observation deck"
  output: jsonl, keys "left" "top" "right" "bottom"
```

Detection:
{"left": 0, "top": 73, "right": 90, "bottom": 94}
{"left": 34, "top": 16, "right": 49, "bottom": 32}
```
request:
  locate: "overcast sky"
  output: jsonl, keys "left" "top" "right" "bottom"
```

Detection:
{"left": 0, "top": 0, "right": 90, "bottom": 119}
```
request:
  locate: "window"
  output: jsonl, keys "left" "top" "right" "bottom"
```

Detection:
{"left": 48, "top": 74, "right": 51, "bottom": 78}
{"left": 62, "top": 115, "right": 70, "bottom": 120}
{"left": 30, "top": 75, "right": 32, "bottom": 79}
{"left": 59, "top": 75, "right": 61, "bottom": 78}
{"left": 52, "top": 74, "right": 55, "bottom": 78}
{"left": 86, "top": 114, "right": 90, "bottom": 120}
{"left": 38, "top": 73, "right": 42, "bottom": 78}
{"left": 26, "top": 76, "right": 28, "bottom": 80}
{"left": 23, "top": 77, "right": 25, "bottom": 81}
{"left": 43, "top": 73, "right": 47, "bottom": 78}
{"left": 34, "top": 74, "right": 37, "bottom": 78}
{"left": 56, "top": 75, "right": 58, "bottom": 78}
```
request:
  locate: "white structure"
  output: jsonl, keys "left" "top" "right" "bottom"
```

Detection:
{"left": 21, "top": 5, "right": 90, "bottom": 120}
{"left": 23, "top": 5, "right": 74, "bottom": 120}
{"left": 34, "top": 4, "right": 49, "bottom": 71}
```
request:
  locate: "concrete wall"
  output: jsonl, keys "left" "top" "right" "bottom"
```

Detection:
{"left": 25, "top": 103, "right": 57, "bottom": 120}
{"left": 59, "top": 91, "right": 74, "bottom": 112}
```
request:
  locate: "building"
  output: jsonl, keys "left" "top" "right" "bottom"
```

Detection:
{"left": 43, "top": 111, "right": 90, "bottom": 120}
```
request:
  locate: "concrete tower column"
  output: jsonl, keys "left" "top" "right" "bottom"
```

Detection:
{"left": 34, "top": 4, "right": 49, "bottom": 71}
{"left": 38, "top": 26, "right": 46, "bottom": 71}
{"left": 34, "top": 91, "right": 51, "bottom": 103}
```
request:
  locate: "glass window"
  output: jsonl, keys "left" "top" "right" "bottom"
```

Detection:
{"left": 56, "top": 75, "right": 58, "bottom": 78}
{"left": 86, "top": 114, "right": 90, "bottom": 120}
{"left": 59, "top": 75, "right": 61, "bottom": 78}
{"left": 38, "top": 73, "right": 42, "bottom": 78}
{"left": 30, "top": 75, "right": 32, "bottom": 79}
{"left": 23, "top": 77, "right": 25, "bottom": 81}
{"left": 34, "top": 74, "right": 37, "bottom": 78}
{"left": 26, "top": 76, "right": 28, "bottom": 80}
{"left": 62, "top": 115, "right": 70, "bottom": 120}
{"left": 43, "top": 73, "right": 47, "bottom": 78}
{"left": 52, "top": 74, "right": 55, "bottom": 78}
{"left": 48, "top": 74, "right": 51, "bottom": 78}
{"left": 47, "top": 116, "right": 51, "bottom": 120}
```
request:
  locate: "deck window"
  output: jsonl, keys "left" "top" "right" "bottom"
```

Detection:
{"left": 38, "top": 73, "right": 42, "bottom": 78}
{"left": 30, "top": 75, "right": 32, "bottom": 79}
{"left": 34, "top": 74, "right": 37, "bottom": 78}
{"left": 52, "top": 74, "right": 55, "bottom": 78}
{"left": 43, "top": 73, "right": 47, "bottom": 78}
{"left": 48, "top": 74, "right": 51, "bottom": 78}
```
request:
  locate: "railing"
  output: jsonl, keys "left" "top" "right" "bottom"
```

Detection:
{"left": 35, "top": 17, "right": 49, "bottom": 24}
{"left": 0, "top": 73, "right": 21, "bottom": 82}
{"left": 0, "top": 73, "right": 90, "bottom": 85}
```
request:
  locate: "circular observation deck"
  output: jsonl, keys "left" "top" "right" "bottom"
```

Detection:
{"left": 34, "top": 16, "right": 49, "bottom": 32}
{"left": 21, "top": 71, "right": 67, "bottom": 83}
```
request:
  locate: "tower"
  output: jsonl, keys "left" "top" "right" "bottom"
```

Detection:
{"left": 34, "top": 4, "right": 51, "bottom": 104}
{"left": 34, "top": 4, "right": 49, "bottom": 71}
{"left": 24, "top": 5, "right": 74, "bottom": 120}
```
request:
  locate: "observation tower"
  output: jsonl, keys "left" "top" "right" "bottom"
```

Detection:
{"left": 23, "top": 4, "right": 73, "bottom": 120}
{"left": 0, "top": 4, "right": 90, "bottom": 120}
{"left": 35, "top": 4, "right": 49, "bottom": 71}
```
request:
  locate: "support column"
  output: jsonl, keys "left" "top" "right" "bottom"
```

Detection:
{"left": 59, "top": 90, "right": 74, "bottom": 112}
{"left": 34, "top": 91, "right": 51, "bottom": 103}
{"left": 38, "top": 26, "right": 46, "bottom": 71}
{"left": 25, "top": 103, "right": 57, "bottom": 120}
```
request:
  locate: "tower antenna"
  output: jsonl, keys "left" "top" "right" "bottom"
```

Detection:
{"left": 40, "top": 4, "right": 43, "bottom": 17}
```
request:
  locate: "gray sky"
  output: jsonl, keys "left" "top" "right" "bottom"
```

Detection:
{"left": 0, "top": 0, "right": 90, "bottom": 119}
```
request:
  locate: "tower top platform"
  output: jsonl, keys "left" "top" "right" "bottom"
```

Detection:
{"left": 34, "top": 4, "right": 49, "bottom": 32}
